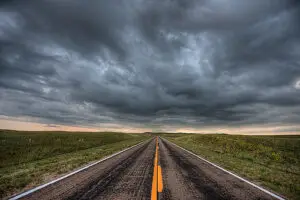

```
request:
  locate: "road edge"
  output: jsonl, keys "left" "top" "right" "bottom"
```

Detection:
{"left": 161, "top": 137, "right": 286, "bottom": 200}
{"left": 10, "top": 138, "right": 152, "bottom": 200}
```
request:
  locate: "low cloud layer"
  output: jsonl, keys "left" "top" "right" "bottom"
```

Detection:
{"left": 0, "top": 0, "right": 300, "bottom": 132}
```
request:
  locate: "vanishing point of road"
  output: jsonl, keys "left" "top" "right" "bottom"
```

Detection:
{"left": 11, "top": 137, "right": 284, "bottom": 200}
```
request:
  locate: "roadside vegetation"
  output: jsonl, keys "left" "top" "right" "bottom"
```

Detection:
{"left": 0, "top": 130, "right": 150, "bottom": 199}
{"left": 158, "top": 133, "right": 300, "bottom": 200}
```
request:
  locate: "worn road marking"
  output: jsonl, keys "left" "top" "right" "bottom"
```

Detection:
{"left": 151, "top": 137, "right": 163, "bottom": 200}
{"left": 158, "top": 165, "right": 163, "bottom": 192}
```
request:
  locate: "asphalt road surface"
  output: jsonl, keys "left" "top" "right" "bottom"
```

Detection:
{"left": 12, "top": 137, "right": 282, "bottom": 200}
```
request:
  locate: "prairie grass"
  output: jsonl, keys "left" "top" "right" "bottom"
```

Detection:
{"left": 159, "top": 133, "right": 300, "bottom": 200}
{"left": 0, "top": 130, "right": 150, "bottom": 199}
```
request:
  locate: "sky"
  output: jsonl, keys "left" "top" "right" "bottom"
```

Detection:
{"left": 0, "top": 0, "right": 300, "bottom": 134}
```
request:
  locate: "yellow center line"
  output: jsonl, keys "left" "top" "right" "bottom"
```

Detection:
{"left": 151, "top": 137, "right": 163, "bottom": 200}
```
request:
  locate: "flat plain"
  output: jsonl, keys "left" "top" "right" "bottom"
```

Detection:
{"left": 1, "top": 130, "right": 299, "bottom": 199}
{"left": 6, "top": 138, "right": 282, "bottom": 200}
{"left": 0, "top": 130, "right": 150, "bottom": 199}
{"left": 157, "top": 133, "right": 300, "bottom": 199}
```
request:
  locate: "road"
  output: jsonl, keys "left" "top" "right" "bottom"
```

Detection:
{"left": 12, "top": 137, "right": 282, "bottom": 200}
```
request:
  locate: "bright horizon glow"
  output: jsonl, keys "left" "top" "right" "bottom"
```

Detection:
{"left": 1, "top": 116, "right": 299, "bottom": 135}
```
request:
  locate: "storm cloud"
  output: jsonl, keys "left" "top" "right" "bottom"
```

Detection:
{"left": 0, "top": 0, "right": 300, "bottom": 131}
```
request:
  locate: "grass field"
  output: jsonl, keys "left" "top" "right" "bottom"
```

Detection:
{"left": 158, "top": 133, "right": 300, "bottom": 200}
{"left": 0, "top": 130, "right": 150, "bottom": 199}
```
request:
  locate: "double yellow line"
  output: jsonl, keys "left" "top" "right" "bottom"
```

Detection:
{"left": 151, "top": 137, "right": 163, "bottom": 200}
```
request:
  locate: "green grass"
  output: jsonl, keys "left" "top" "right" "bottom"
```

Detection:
{"left": 158, "top": 133, "right": 300, "bottom": 200}
{"left": 0, "top": 130, "right": 150, "bottom": 199}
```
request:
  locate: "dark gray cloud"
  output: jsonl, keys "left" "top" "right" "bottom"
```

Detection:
{"left": 0, "top": 0, "right": 300, "bottom": 130}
